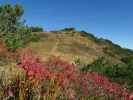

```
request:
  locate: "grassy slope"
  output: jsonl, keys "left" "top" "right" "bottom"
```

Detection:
{"left": 26, "top": 29, "right": 133, "bottom": 65}
{"left": 27, "top": 31, "right": 98, "bottom": 64}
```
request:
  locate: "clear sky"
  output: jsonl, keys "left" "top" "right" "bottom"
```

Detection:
{"left": 0, "top": 0, "right": 133, "bottom": 49}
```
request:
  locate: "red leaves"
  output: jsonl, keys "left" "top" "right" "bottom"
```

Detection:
{"left": 18, "top": 50, "right": 46, "bottom": 84}
{"left": 83, "top": 72, "right": 131, "bottom": 99}
{"left": 17, "top": 50, "right": 133, "bottom": 99}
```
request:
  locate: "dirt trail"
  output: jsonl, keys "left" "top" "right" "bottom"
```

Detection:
{"left": 51, "top": 40, "right": 59, "bottom": 55}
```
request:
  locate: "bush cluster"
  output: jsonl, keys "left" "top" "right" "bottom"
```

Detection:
{"left": 29, "top": 26, "right": 43, "bottom": 32}
{"left": 0, "top": 50, "right": 132, "bottom": 99}
{"left": 80, "top": 57, "right": 133, "bottom": 90}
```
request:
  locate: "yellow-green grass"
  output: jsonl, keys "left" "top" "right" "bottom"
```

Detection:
{"left": 26, "top": 32, "right": 100, "bottom": 64}
{"left": 0, "top": 62, "right": 25, "bottom": 85}
{"left": 25, "top": 31, "right": 124, "bottom": 65}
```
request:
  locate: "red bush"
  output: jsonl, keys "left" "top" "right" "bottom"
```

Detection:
{"left": 17, "top": 50, "right": 133, "bottom": 99}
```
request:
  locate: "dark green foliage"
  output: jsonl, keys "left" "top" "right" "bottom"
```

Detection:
{"left": 29, "top": 26, "right": 43, "bottom": 32}
{"left": 80, "top": 57, "right": 107, "bottom": 73}
{"left": 0, "top": 4, "right": 24, "bottom": 34}
{"left": 98, "top": 38, "right": 115, "bottom": 45}
{"left": 0, "top": 4, "right": 40, "bottom": 51}
{"left": 0, "top": 4, "right": 24, "bottom": 51}
{"left": 121, "top": 55, "right": 133, "bottom": 64}
{"left": 80, "top": 31, "right": 96, "bottom": 39}
{"left": 80, "top": 57, "right": 133, "bottom": 90}
{"left": 59, "top": 28, "right": 76, "bottom": 36}
{"left": 3, "top": 33, "right": 23, "bottom": 52}
{"left": 3, "top": 26, "right": 35, "bottom": 51}
{"left": 61, "top": 27, "right": 75, "bottom": 31}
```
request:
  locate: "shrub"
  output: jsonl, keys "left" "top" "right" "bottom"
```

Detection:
{"left": 80, "top": 57, "right": 106, "bottom": 73}
{"left": 3, "top": 27, "right": 33, "bottom": 51}
{"left": 16, "top": 50, "right": 133, "bottom": 99}
{"left": 0, "top": 50, "right": 132, "bottom": 99}
{"left": 3, "top": 33, "right": 23, "bottom": 52}
{"left": 61, "top": 27, "right": 75, "bottom": 31}
{"left": 80, "top": 57, "right": 133, "bottom": 90}
{"left": 29, "top": 26, "right": 43, "bottom": 32}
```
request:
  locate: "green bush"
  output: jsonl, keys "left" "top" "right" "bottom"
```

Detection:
{"left": 3, "top": 33, "right": 23, "bottom": 51}
{"left": 18, "top": 27, "right": 32, "bottom": 44}
{"left": 80, "top": 57, "right": 106, "bottom": 73}
{"left": 3, "top": 27, "right": 34, "bottom": 51}
{"left": 80, "top": 57, "right": 133, "bottom": 90}
{"left": 61, "top": 27, "right": 75, "bottom": 31}
{"left": 29, "top": 26, "right": 43, "bottom": 32}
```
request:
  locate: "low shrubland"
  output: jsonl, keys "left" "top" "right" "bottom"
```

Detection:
{"left": 0, "top": 50, "right": 132, "bottom": 100}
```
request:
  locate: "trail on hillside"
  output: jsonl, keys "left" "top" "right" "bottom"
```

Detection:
{"left": 51, "top": 40, "right": 59, "bottom": 55}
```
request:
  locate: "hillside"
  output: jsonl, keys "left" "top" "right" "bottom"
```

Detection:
{"left": 26, "top": 28, "right": 133, "bottom": 65}
{"left": 0, "top": 28, "right": 133, "bottom": 99}
{"left": 1, "top": 3, "right": 133, "bottom": 99}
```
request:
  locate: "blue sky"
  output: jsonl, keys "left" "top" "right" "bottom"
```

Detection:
{"left": 0, "top": 0, "right": 133, "bottom": 49}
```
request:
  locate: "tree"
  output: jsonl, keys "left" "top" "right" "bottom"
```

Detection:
{"left": 0, "top": 4, "right": 40, "bottom": 51}
{"left": 0, "top": 4, "right": 24, "bottom": 34}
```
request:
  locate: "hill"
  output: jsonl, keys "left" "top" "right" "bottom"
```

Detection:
{"left": 0, "top": 4, "right": 133, "bottom": 99}
{"left": 26, "top": 28, "right": 133, "bottom": 65}
{"left": 0, "top": 28, "right": 133, "bottom": 98}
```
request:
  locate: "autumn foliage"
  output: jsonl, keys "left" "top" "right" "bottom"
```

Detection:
{"left": 13, "top": 50, "right": 133, "bottom": 100}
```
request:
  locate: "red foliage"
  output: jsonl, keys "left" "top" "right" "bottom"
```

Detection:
{"left": 18, "top": 50, "right": 48, "bottom": 82}
{"left": 82, "top": 72, "right": 131, "bottom": 99}
{"left": 17, "top": 50, "right": 133, "bottom": 99}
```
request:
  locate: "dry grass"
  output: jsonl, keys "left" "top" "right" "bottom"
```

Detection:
{"left": 26, "top": 32, "right": 100, "bottom": 64}
{"left": 0, "top": 62, "right": 25, "bottom": 84}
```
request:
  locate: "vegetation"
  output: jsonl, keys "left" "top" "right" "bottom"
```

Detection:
{"left": 2, "top": 26, "right": 35, "bottom": 51}
{"left": 0, "top": 4, "right": 24, "bottom": 34}
{"left": 80, "top": 31, "right": 97, "bottom": 40}
{"left": 0, "top": 3, "right": 133, "bottom": 100}
{"left": 29, "top": 26, "right": 43, "bottom": 32}
{"left": 80, "top": 57, "right": 133, "bottom": 90}
{"left": 0, "top": 4, "right": 39, "bottom": 51}
{"left": 60, "top": 27, "right": 75, "bottom": 31}
{"left": 0, "top": 50, "right": 132, "bottom": 99}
